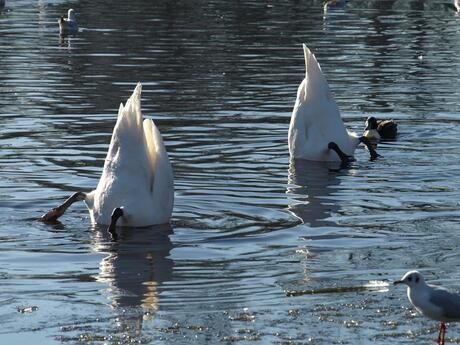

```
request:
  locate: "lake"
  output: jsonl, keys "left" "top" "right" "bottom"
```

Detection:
{"left": 1, "top": 0, "right": 460, "bottom": 344}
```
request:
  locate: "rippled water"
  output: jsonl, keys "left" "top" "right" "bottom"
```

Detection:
{"left": 1, "top": 0, "right": 460, "bottom": 344}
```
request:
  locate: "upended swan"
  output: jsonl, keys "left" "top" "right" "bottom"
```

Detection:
{"left": 288, "top": 44, "right": 378, "bottom": 163}
{"left": 40, "top": 83, "right": 174, "bottom": 237}
{"left": 59, "top": 9, "right": 78, "bottom": 35}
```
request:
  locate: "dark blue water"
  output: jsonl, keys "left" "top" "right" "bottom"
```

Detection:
{"left": 1, "top": 0, "right": 460, "bottom": 344}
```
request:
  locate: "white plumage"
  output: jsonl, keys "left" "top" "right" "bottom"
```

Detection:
{"left": 59, "top": 9, "right": 78, "bottom": 35}
{"left": 395, "top": 270, "right": 460, "bottom": 322}
{"left": 85, "top": 83, "right": 174, "bottom": 226}
{"left": 40, "top": 83, "right": 174, "bottom": 229}
{"left": 288, "top": 44, "right": 360, "bottom": 162}
{"left": 395, "top": 270, "right": 460, "bottom": 345}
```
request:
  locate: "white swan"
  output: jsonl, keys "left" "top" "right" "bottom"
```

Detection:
{"left": 40, "top": 83, "right": 174, "bottom": 236}
{"left": 59, "top": 9, "right": 78, "bottom": 35}
{"left": 288, "top": 44, "right": 378, "bottom": 163}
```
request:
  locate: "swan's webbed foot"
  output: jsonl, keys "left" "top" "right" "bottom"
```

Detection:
{"left": 328, "top": 142, "right": 354, "bottom": 165}
{"left": 108, "top": 207, "right": 124, "bottom": 241}
{"left": 359, "top": 136, "right": 380, "bottom": 161}
{"left": 40, "top": 192, "right": 86, "bottom": 222}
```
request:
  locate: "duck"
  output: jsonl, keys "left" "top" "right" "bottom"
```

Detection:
{"left": 59, "top": 9, "right": 78, "bottom": 35}
{"left": 40, "top": 83, "right": 174, "bottom": 238}
{"left": 288, "top": 44, "right": 378, "bottom": 164}
{"left": 363, "top": 116, "right": 398, "bottom": 141}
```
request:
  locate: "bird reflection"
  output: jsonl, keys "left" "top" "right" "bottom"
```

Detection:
{"left": 59, "top": 34, "right": 74, "bottom": 49}
{"left": 92, "top": 224, "right": 173, "bottom": 336}
{"left": 287, "top": 159, "right": 348, "bottom": 227}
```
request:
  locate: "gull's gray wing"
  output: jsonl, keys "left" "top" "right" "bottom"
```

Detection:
{"left": 429, "top": 285, "right": 460, "bottom": 321}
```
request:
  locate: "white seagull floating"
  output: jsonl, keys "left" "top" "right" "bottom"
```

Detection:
{"left": 59, "top": 9, "right": 78, "bottom": 35}
{"left": 394, "top": 270, "right": 460, "bottom": 345}
{"left": 288, "top": 44, "right": 378, "bottom": 164}
{"left": 323, "top": 0, "right": 348, "bottom": 13}
{"left": 455, "top": 0, "right": 460, "bottom": 12}
{"left": 40, "top": 83, "right": 174, "bottom": 238}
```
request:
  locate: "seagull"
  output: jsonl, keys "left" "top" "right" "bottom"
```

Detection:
{"left": 394, "top": 271, "right": 460, "bottom": 345}
{"left": 446, "top": 0, "right": 460, "bottom": 12}
{"left": 323, "top": 0, "right": 348, "bottom": 12}
{"left": 59, "top": 9, "right": 78, "bottom": 35}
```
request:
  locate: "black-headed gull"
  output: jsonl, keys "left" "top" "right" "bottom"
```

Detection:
{"left": 394, "top": 271, "right": 460, "bottom": 345}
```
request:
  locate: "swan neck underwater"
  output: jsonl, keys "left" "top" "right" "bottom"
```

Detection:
{"left": 40, "top": 83, "right": 174, "bottom": 238}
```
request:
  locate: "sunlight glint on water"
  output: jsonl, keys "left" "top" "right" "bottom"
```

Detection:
{"left": 0, "top": 0, "right": 460, "bottom": 344}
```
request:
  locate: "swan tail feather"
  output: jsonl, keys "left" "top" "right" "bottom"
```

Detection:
{"left": 118, "top": 82, "right": 143, "bottom": 129}
{"left": 302, "top": 43, "right": 332, "bottom": 100}
{"left": 143, "top": 118, "right": 174, "bottom": 220}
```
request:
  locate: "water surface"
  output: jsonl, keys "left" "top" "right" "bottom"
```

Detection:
{"left": 1, "top": 0, "right": 460, "bottom": 344}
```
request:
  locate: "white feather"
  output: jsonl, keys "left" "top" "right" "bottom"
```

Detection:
{"left": 85, "top": 83, "right": 174, "bottom": 226}
{"left": 59, "top": 9, "right": 79, "bottom": 34}
{"left": 288, "top": 44, "right": 359, "bottom": 162}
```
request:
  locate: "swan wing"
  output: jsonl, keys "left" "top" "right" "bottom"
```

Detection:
{"left": 302, "top": 44, "right": 333, "bottom": 102}
{"left": 143, "top": 118, "right": 174, "bottom": 224}
{"left": 87, "top": 83, "right": 173, "bottom": 226}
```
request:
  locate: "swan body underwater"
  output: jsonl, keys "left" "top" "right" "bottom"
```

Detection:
{"left": 40, "top": 83, "right": 174, "bottom": 237}
{"left": 59, "top": 9, "right": 78, "bottom": 35}
{"left": 288, "top": 44, "right": 379, "bottom": 164}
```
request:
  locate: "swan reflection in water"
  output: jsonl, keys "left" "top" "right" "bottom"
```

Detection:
{"left": 287, "top": 160, "right": 352, "bottom": 286}
{"left": 287, "top": 159, "right": 348, "bottom": 227}
{"left": 92, "top": 224, "right": 173, "bottom": 336}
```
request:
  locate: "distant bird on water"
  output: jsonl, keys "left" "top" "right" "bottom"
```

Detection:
{"left": 394, "top": 271, "right": 460, "bottom": 345}
{"left": 445, "top": 0, "right": 460, "bottom": 12}
{"left": 323, "top": 0, "right": 348, "bottom": 12}
{"left": 59, "top": 9, "right": 78, "bottom": 35}
{"left": 363, "top": 116, "right": 397, "bottom": 141}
